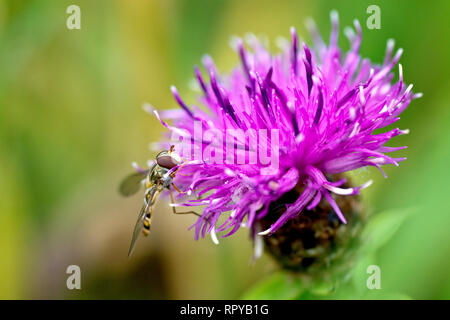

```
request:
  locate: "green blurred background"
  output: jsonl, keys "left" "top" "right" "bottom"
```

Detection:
{"left": 0, "top": 0, "right": 449, "bottom": 299}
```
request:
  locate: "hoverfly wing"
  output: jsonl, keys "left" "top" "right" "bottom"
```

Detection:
{"left": 127, "top": 185, "right": 159, "bottom": 257}
{"left": 119, "top": 170, "right": 149, "bottom": 196}
{"left": 127, "top": 204, "right": 147, "bottom": 257}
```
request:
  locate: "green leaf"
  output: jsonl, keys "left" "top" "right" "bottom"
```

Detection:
{"left": 362, "top": 207, "right": 417, "bottom": 253}
{"left": 351, "top": 252, "right": 377, "bottom": 296}
{"left": 241, "top": 272, "right": 305, "bottom": 300}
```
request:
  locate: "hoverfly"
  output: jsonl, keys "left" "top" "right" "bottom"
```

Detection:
{"left": 119, "top": 146, "right": 199, "bottom": 257}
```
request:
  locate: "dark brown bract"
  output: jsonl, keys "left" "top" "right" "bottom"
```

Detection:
{"left": 260, "top": 176, "right": 364, "bottom": 274}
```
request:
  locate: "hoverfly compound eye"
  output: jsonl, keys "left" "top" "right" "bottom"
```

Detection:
{"left": 156, "top": 152, "right": 181, "bottom": 169}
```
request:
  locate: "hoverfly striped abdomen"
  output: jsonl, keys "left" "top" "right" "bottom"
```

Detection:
{"left": 143, "top": 212, "right": 151, "bottom": 235}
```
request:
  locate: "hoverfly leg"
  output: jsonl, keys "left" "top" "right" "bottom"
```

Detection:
{"left": 169, "top": 162, "right": 187, "bottom": 178}
{"left": 171, "top": 183, "right": 189, "bottom": 195}
{"left": 169, "top": 186, "right": 201, "bottom": 217}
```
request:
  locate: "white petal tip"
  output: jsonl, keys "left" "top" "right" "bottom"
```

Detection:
{"left": 142, "top": 103, "right": 154, "bottom": 114}
{"left": 169, "top": 203, "right": 180, "bottom": 207}
{"left": 405, "top": 84, "right": 413, "bottom": 93}
{"left": 330, "top": 10, "right": 338, "bottom": 21}
{"left": 210, "top": 228, "right": 219, "bottom": 245}
{"left": 225, "top": 168, "right": 235, "bottom": 176}
{"left": 295, "top": 133, "right": 305, "bottom": 143}
{"left": 252, "top": 235, "right": 264, "bottom": 262}
{"left": 228, "top": 36, "right": 240, "bottom": 50}
{"left": 400, "top": 129, "right": 410, "bottom": 135}
{"left": 305, "top": 17, "right": 315, "bottom": 29}
{"left": 258, "top": 228, "right": 272, "bottom": 236}
{"left": 344, "top": 26, "right": 355, "bottom": 38}
{"left": 362, "top": 180, "right": 373, "bottom": 189}
{"left": 185, "top": 159, "right": 201, "bottom": 165}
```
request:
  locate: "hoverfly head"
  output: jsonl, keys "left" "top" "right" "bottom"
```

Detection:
{"left": 156, "top": 146, "right": 181, "bottom": 169}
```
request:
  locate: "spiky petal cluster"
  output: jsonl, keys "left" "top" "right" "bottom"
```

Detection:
{"left": 148, "top": 12, "right": 420, "bottom": 241}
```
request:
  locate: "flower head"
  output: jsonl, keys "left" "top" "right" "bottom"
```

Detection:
{"left": 147, "top": 12, "right": 420, "bottom": 244}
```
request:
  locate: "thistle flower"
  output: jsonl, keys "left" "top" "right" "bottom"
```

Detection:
{"left": 145, "top": 12, "right": 420, "bottom": 263}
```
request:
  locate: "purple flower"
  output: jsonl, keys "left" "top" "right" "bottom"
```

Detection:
{"left": 147, "top": 12, "right": 420, "bottom": 243}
